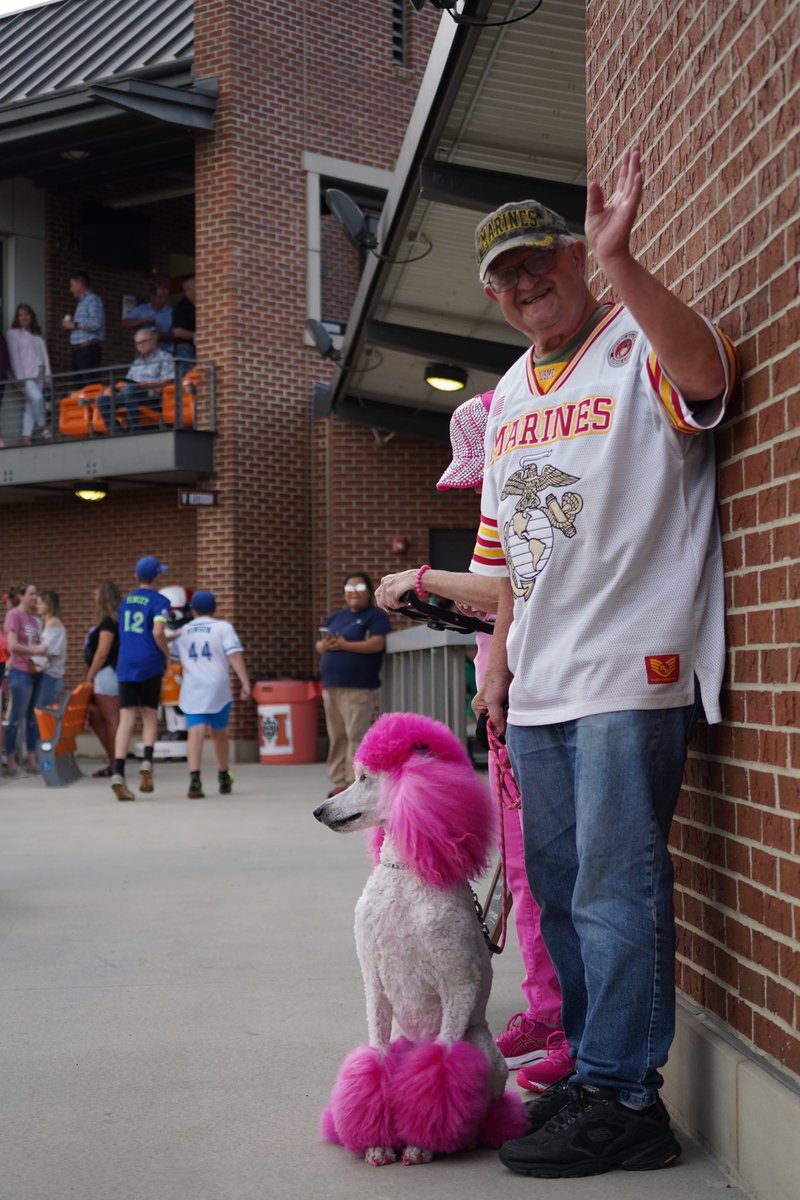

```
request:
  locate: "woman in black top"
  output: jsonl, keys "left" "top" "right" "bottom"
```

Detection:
{"left": 86, "top": 580, "right": 121, "bottom": 776}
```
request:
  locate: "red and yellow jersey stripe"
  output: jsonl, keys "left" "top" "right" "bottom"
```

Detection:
{"left": 471, "top": 515, "right": 506, "bottom": 573}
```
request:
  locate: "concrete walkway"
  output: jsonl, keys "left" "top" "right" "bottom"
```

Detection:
{"left": 0, "top": 760, "right": 749, "bottom": 1200}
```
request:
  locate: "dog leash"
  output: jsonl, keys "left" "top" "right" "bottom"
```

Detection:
{"left": 485, "top": 720, "right": 520, "bottom": 954}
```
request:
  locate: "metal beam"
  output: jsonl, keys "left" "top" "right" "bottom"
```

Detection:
{"left": 89, "top": 79, "right": 217, "bottom": 132}
{"left": 327, "top": 0, "right": 495, "bottom": 413}
{"left": 419, "top": 160, "right": 586, "bottom": 230}
{"left": 0, "top": 430, "right": 214, "bottom": 489}
{"left": 365, "top": 320, "right": 522, "bottom": 374}
{"left": 333, "top": 395, "right": 450, "bottom": 443}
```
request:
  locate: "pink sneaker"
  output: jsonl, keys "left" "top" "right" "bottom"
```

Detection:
{"left": 495, "top": 1013, "right": 558, "bottom": 1068}
{"left": 516, "top": 1032, "right": 574, "bottom": 1093}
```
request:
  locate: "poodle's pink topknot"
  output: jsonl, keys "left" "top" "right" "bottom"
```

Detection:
{"left": 356, "top": 713, "right": 493, "bottom": 888}
{"left": 356, "top": 712, "right": 472, "bottom": 776}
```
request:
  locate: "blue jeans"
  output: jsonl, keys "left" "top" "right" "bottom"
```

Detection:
{"left": 506, "top": 698, "right": 698, "bottom": 1108}
{"left": 37, "top": 674, "right": 64, "bottom": 708}
{"left": 98, "top": 384, "right": 159, "bottom": 433}
{"left": 5, "top": 667, "right": 44, "bottom": 757}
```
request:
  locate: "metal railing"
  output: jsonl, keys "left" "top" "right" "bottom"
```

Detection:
{"left": 380, "top": 625, "right": 477, "bottom": 745}
{"left": 0, "top": 361, "right": 217, "bottom": 446}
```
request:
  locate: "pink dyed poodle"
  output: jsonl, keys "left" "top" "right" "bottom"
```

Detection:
{"left": 313, "top": 712, "right": 529, "bottom": 1166}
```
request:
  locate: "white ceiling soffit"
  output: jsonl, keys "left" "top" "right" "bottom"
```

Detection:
{"left": 331, "top": 0, "right": 587, "bottom": 421}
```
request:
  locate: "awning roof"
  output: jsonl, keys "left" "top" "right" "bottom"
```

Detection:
{"left": 0, "top": 0, "right": 207, "bottom": 195}
{"left": 323, "top": 0, "right": 587, "bottom": 440}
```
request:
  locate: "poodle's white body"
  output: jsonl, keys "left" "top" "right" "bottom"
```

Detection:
{"left": 315, "top": 759, "right": 512, "bottom": 1164}
{"left": 356, "top": 833, "right": 500, "bottom": 1062}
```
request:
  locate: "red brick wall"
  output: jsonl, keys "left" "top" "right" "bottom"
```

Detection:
{"left": 310, "top": 416, "right": 483, "bottom": 628}
{"left": 192, "top": 0, "right": 437, "bottom": 738}
{"left": 587, "top": 0, "right": 800, "bottom": 1077}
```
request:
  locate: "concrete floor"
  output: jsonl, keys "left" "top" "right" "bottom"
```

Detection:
{"left": 0, "top": 760, "right": 749, "bottom": 1200}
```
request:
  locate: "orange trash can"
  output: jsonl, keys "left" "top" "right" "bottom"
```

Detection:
{"left": 253, "top": 679, "right": 321, "bottom": 765}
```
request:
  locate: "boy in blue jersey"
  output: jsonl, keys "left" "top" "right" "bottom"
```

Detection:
{"left": 111, "top": 555, "right": 170, "bottom": 801}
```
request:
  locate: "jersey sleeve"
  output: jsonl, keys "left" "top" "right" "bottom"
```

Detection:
{"left": 152, "top": 594, "right": 171, "bottom": 623}
{"left": 470, "top": 514, "right": 508, "bottom": 576}
{"left": 221, "top": 622, "right": 244, "bottom": 655}
{"left": 645, "top": 319, "right": 738, "bottom": 434}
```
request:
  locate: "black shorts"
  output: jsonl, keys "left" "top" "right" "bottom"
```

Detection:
{"left": 119, "top": 674, "right": 163, "bottom": 710}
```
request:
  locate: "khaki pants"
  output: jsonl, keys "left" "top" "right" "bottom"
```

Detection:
{"left": 322, "top": 687, "right": 379, "bottom": 788}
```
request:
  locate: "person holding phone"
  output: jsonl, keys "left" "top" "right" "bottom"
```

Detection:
{"left": 315, "top": 572, "right": 392, "bottom": 799}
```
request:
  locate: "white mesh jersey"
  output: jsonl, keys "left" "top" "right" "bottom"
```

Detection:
{"left": 171, "top": 616, "right": 243, "bottom": 715}
{"left": 471, "top": 304, "right": 737, "bottom": 726}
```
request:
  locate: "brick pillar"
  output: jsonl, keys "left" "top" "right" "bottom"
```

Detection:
{"left": 192, "top": 1, "right": 435, "bottom": 754}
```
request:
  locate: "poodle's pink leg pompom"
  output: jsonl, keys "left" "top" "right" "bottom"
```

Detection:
{"left": 325, "top": 1045, "right": 396, "bottom": 1154}
{"left": 478, "top": 1090, "right": 530, "bottom": 1147}
{"left": 392, "top": 1041, "right": 490, "bottom": 1153}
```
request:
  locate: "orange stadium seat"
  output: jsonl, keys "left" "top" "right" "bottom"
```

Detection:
{"left": 58, "top": 383, "right": 104, "bottom": 438}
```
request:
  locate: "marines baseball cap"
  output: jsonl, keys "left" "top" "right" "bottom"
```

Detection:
{"left": 190, "top": 590, "right": 216, "bottom": 615}
{"left": 436, "top": 391, "right": 494, "bottom": 490}
{"left": 476, "top": 200, "right": 570, "bottom": 280}
{"left": 135, "top": 555, "right": 168, "bottom": 582}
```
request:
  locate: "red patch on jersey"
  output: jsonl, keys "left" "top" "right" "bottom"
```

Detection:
{"left": 645, "top": 655, "right": 680, "bottom": 684}
{"left": 608, "top": 331, "right": 638, "bottom": 366}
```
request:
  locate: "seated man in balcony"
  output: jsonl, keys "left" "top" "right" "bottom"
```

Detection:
{"left": 100, "top": 324, "right": 175, "bottom": 433}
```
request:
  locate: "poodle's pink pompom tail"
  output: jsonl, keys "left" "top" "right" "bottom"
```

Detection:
{"left": 320, "top": 1106, "right": 340, "bottom": 1144}
{"left": 325, "top": 1044, "right": 395, "bottom": 1154}
{"left": 478, "top": 1090, "right": 530, "bottom": 1147}
{"left": 392, "top": 1040, "right": 490, "bottom": 1153}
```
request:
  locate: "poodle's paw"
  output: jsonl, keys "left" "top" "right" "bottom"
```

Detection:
{"left": 402, "top": 1145, "right": 434, "bottom": 1165}
{"left": 365, "top": 1146, "right": 397, "bottom": 1167}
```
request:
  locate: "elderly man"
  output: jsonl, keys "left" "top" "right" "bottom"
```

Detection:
{"left": 473, "top": 145, "right": 737, "bottom": 1179}
{"left": 100, "top": 325, "right": 175, "bottom": 433}
{"left": 122, "top": 283, "right": 173, "bottom": 351}
{"left": 62, "top": 272, "right": 106, "bottom": 384}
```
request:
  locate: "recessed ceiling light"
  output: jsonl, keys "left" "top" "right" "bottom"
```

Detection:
{"left": 424, "top": 363, "right": 468, "bottom": 392}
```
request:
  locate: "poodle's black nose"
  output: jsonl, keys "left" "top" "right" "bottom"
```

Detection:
{"left": 313, "top": 803, "right": 327, "bottom": 822}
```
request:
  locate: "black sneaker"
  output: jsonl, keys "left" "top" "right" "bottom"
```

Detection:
{"left": 500, "top": 1085, "right": 681, "bottom": 1178}
{"left": 218, "top": 770, "right": 234, "bottom": 795}
{"left": 524, "top": 1076, "right": 576, "bottom": 1130}
{"left": 187, "top": 779, "right": 205, "bottom": 799}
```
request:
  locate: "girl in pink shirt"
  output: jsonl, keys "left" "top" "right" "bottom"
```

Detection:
{"left": 3, "top": 582, "right": 45, "bottom": 775}
{"left": 6, "top": 304, "right": 53, "bottom": 444}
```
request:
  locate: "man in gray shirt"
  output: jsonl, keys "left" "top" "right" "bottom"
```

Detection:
{"left": 101, "top": 325, "right": 175, "bottom": 433}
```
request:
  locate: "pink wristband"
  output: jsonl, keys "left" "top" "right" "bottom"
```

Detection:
{"left": 415, "top": 564, "right": 432, "bottom": 599}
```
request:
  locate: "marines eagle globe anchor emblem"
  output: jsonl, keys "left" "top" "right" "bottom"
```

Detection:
{"left": 500, "top": 455, "right": 583, "bottom": 600}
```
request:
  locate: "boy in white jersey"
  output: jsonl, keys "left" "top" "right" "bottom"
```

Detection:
{"left": 472, "top": 146, "right": 738, "bottom": 1179}
{"left": 171, "top": 591, "right": 250, "bottom": 798}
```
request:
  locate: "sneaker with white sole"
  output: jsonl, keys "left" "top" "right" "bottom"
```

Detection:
{"left": 111, "top": 774, "right": 135, "bottom": 802}
{"left": 517, "top": 1032, "right": 574, "bottom": 1093}
{"left": 139, "top": 765, "right": 154, "bottom": 793}
{"left": 496, "top": 1012, "right": 557, "bottom": 1068}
